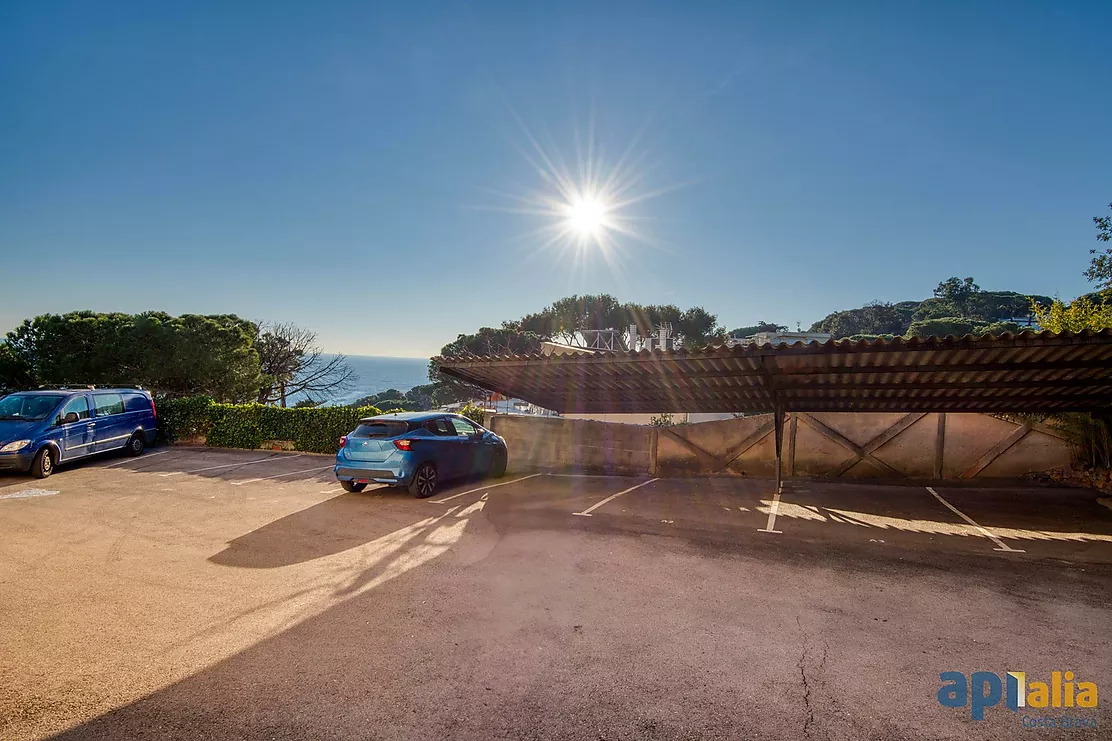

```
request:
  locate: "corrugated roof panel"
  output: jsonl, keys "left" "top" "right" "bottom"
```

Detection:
{"left": 437, "top": 330, "right": 1112, "bottom": 414}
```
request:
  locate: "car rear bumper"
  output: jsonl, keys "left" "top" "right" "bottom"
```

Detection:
{"left": 334, "top": 462, "right": 412, "bottom": 486}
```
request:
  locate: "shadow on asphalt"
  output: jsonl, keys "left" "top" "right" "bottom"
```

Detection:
{"left": 208, "top": 474, "right": 495, "bottom": 569}
{"left": 50, "top": 502, "right": 492, "bottom": 741}
{"left": 43, "top": 482, "right": 1112, "bottom": 741}
{"left": 0, "top": 446, "right": 168, "bottom": 489}
{"left": 209, "top": 491, "right": 416, "bottom": 568}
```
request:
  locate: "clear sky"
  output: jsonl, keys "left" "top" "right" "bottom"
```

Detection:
{"left": 2, "top": 1, "right": 1109, "bottom": 357}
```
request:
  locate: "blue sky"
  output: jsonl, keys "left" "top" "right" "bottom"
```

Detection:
{"left": 2, "top": 1, "right": 1109, "bottom": 357}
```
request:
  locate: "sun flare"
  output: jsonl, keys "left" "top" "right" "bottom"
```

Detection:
{"left": 478, "top": 109, "right": 685, "bottom": 288}
{"left": 565, "top": 192, "right": 611, "bottom": 237}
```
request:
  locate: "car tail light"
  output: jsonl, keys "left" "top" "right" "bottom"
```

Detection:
{"left": 393, "top": 439, "right": 412, "bottom": 451}
{"left": 339, "top": 435, "right": 347, "bottom": 448}
{"left": 150, "top": 397, "right": 157, "bottom": 418}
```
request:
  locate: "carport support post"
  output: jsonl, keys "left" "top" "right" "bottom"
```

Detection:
{"left": 773, "top": 404, "right": 785, "bottom": 493}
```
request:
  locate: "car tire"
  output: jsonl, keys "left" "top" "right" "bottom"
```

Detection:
{"left": 409, "top": 462, "right": 438, "bottom": 498}
{"left": 126, "top": 432, "right": 145, "bottom": 457}
{"left": 489, "top": 449, "right": 507, "bottom": 478}
{"left": 340, "top": 480, "right": 367, "bottom": 493}
{"left": 30, "top": 448, "right": 54, "bottom": 479}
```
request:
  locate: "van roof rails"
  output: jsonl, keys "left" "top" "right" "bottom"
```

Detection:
{"left": 36, "top": 384, "right": 146, "bottom": 391}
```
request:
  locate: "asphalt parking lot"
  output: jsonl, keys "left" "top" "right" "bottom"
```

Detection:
{"left": 2, "top": 446, "right": 1110, "bottom": 740}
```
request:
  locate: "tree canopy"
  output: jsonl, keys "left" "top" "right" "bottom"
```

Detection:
{"left": 809, "top": 280, "right": 1052, "bottom": 340}
{"left": 1083, "top": 202, "right": 1112, "bottom": 290}
{"left": 509, "top": 294, "right": 725, "bottom": 350}
{"left": 3, "top": 312, "right": 263, "bottom": 401}
{"left": 809, "top": 302, "right": 907, "bottom": 338}
{"left": 728, "top": 322, "right": 787, "bottom": 338}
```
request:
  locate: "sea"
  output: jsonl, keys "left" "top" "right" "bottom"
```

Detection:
{"left": 286, "top": 355, "right": 431, "bottom": 407}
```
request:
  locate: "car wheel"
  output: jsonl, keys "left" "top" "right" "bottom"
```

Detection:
{"left": 340, "top": 480, "right": 367, "bottom": 493}
{"left": 409, "top": 462, "right": 438, "bottom": 498}
{"left": 489, "top": 449, "right": 507, "bottom": 478}
{"left": 126, "top": 433, "right": 145, "bottom": 457}
{"left": 30, "top": 448, "right": 54, "bottom": 479}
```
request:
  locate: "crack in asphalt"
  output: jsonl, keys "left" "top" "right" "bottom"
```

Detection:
{"left": 796, "top": 618, "right": 830, "bottom": 739}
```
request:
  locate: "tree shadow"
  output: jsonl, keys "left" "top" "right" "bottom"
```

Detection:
{"left": 45, "top": 503, "right": 483, "bottom": 741}
{"left": 209, "top": 491, "right": 430, "bottom": 568}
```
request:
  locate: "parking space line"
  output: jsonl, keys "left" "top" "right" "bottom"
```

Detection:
{"left": 572, "top": 478, "right": 659, "bottom": 517}
{"left": 159, "top": 454, "right": 302, "bottom": 477}
{"left": 757, "top": 484, "right": 783, "bottom": 533}
{"left": 0, "top": 488, "right": 60, "bottom": 501}
{"left": 926, "top": 486, "right": 1026, "bottom": 553}
{"left": 229, "top": 465, "right": 334, "bottom": 486}
{"left": 430, "top": 473, "right": 544, "bottom": 503}
{"left": 99, "top": 450, "right": 170, "bottom": 468}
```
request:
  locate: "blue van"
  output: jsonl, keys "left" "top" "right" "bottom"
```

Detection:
{"left": 0, "top": 387, "right": 158, "bottom": 478}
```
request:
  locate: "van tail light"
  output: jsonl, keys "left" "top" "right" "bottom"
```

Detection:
{"left": 393, "top": 439, "right": 412, "bottom": 451}
{"left": 150, "top": 397, "right": 157, "bottom": 418}
{"left": 339, "top": 435, "right": 347, "bottom": 448}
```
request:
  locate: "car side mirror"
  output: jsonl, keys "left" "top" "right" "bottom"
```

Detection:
{"left": 62, "top": 412, "right": 80, "bottom": 425}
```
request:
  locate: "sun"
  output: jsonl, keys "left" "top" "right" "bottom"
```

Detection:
{"left": 476, "top": 109, "right": 684, "bottom": 287}
{"left": 565, "top": 191, "right": 611, "bottom": 237}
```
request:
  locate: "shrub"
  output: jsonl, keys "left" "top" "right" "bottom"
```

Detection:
{"left": 458, "top": 401, "right": 486, "bottom": 427}
{"left": 155, "top": 395, "right": 215, "bottom": 442}
{"left": 155, "top": 396, "right": 382, "bottom": 453}
{"left": 1031, "top": 294, "right": 1112, "bottom": 333}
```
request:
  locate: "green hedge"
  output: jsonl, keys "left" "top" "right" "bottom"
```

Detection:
{"left": 156, "top": 396, "right": 382, "bottom": 453}
{"left": 155, "top": 395, "right": 215, "bottom": 442}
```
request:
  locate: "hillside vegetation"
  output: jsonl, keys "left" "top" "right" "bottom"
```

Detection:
{"left": 808, "top": 277, "right": 1053, "bottom": 341}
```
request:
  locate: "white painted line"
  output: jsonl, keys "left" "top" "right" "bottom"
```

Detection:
{"left": 757, "top": 484, "right": 783, "bottom": 533}
{"left": 230, "top": 465, "right": 333, "bottom": 486}
{"left": 159, "top": 454, "right": 301, "bottom": 477}
{"left": 99, "top": 450, "right": 170, "bottom": 468}
{"left": 572, "top": 478, "right": 659, "bottom": 517}
{"left": 431, "top": 473, "right": 543, "bottom": 503}
{"left": 926, "top": 486, "right": 1026, "bottom": 553}
{"left": 547, "top": 473, "right": 629, "bottom": 479}
{"left": 0, "top": 488, "right": 59, "bottom": 500}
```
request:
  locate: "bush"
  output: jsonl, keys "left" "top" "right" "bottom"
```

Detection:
{"left": 458, "top": 401, "right": 485, "bottom": 427}
{"left": 156, "top": 396, "right": 382, "bottom": 453}
{"left": 156, "top": 396, "right": 215, "bottom": 442}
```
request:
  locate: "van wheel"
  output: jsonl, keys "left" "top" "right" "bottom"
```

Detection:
{"left": 409, "top": 463, "right": 438, "bottom": 498}
{"left": 30, "top": 448, "right": 55, "bottom": 479}
{"left": 341, "top": 480, "right": 366, "bottom": 493}
{"left": 126, "top": 433, "right": 145, "bottom": 457}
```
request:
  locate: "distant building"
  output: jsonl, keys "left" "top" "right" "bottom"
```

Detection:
{"left": 727, "top": 331, "right": 832, "bottom": 348}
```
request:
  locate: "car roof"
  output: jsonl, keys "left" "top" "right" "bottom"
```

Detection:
{"left": 357, "top": 411, "right": 457, "bottom": 423}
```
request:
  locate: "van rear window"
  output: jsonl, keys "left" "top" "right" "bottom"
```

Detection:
{"left": 124, "top": 393, "right": 151, "bottom": 413}
{"left": 93, "top": 394, "right": 125, "bottom": 417}
{"left": 352, "top": 422, "right": 408, "bottom": 438}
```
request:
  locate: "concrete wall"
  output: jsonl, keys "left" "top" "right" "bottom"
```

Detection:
{"left": 489, "top": 412, "right": 1072, "bottom": 480}
{"left": 489, "top": 414, "right": 654, "bottom": 475}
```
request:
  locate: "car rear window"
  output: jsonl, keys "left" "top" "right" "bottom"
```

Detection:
{"left": 351, "top": 421, "right": 408, "bottom": 438}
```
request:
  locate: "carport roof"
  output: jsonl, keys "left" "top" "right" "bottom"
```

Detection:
{"left": 435, "top": 329, "right": 1112, "bottom": 414}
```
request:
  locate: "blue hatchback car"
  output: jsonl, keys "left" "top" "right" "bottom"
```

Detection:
{"left": 334, "top": 412, "right": 508, "bottom": 497}
{"left": 0, "top": 387, "right": 158, "bottom": 478}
